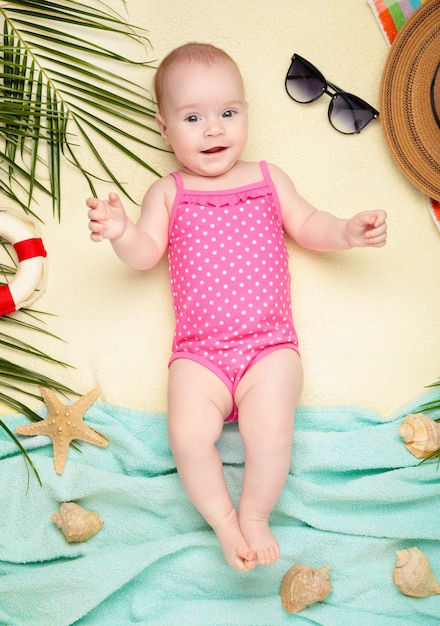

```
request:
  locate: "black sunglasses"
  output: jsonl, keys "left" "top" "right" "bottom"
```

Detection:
{"left": 285, "top": 54, "right": 379, "bottom": 135}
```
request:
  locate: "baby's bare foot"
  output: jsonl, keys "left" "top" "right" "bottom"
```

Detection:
{"left": 212, "top": 511, "right": 257, "bottom": 572}
{"left": 239, "top": 517, "right": 280, "bottom": 565}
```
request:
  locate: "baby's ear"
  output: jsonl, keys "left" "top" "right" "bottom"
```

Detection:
{"left": 155, "top": 112, "right": 170, "bottom": 145}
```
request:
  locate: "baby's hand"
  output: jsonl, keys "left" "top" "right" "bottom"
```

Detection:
{"left": 346, "top": 210, "right": 387, "bottom": 248}
{"left": 86, "top": 192, "right": 128, "bottom": 242}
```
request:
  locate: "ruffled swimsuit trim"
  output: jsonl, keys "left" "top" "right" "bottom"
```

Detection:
{"left": 169, "top": 161, "right": 282, "bottom": 234}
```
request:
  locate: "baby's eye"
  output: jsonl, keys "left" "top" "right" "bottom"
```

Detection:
{"left": 223, "top": 110, "right": 236, "bottom": 118}
{"left": 185, "top": 114, "right": 200, "bottom": 123}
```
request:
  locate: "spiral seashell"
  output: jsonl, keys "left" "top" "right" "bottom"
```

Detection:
{"left": 280, "top": 563, "right": 333, "bottom": 613}
{"left": 392, "top": 547, "right": 440, "bottom": 597}
{"left": 51, "top": 501, "right": 103, "bottom": 543}
{"left": 397, "top": 413, "right": 440, "bottom": 458}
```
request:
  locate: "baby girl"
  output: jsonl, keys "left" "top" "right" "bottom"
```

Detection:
{"left": 87, "top": 43, "right": 387, "bottom": 572}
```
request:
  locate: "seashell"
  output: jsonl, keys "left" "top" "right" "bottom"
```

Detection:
{"left": 392, "top": 547, "right": 440, "bottom": 597}
{"left": 51, "top": 501, "right": 103, "bottom": 543}
{"left": 397, "top": 413, "right": 440, "bottom": 459}
{"left": 280, "top": 563, "right": 333, "bottom": 613}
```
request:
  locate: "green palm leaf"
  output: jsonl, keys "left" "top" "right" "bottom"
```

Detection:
{"left": 0, "top": 304, "right": 78, "bottom": 482}
{"left": 0, "top": 418, "right": 42, "bottom": 486}
{"left": 413, "top": 378, "right": 440, "bottom": 421}
{"left": 409, "top": 378, "right": 440, "bottom": 468}
{"left": 0, "top": 1, "right": 164, "bottom": 481}
{"left": 0, "top": 0, "right": 163, "bottom": 219}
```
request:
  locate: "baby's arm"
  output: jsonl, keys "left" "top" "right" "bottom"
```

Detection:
{"left": 87, "top": 177, "right": 172, "bottom": 270}
{"left": 269, "top": 164, "right": 387, "bottom": 251}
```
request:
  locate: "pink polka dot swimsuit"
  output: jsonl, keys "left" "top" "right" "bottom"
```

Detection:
{"left": 168, "top": 161, "right": 299, "bottom": 421}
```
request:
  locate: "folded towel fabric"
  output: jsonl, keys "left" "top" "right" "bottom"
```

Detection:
{"left": 0, "top": 393, "right": 439, "bottom": 625}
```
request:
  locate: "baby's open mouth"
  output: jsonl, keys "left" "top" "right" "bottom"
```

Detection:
{"left": 202, "top": 146, "right": 226, "bottom": 154}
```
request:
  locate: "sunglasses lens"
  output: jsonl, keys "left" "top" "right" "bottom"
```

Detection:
{"left": 285, "top": 57, "right": 325, "bottom": 103}
{"left": 329, "top": 93, "right": 377, "bottom": 134}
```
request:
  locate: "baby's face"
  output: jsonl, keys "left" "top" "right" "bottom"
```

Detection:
{"left": 156, "top": 59, "right": 248, "bottom": 178}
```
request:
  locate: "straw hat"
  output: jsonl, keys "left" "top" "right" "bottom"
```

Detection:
{"left": 380, "top": 0, "right": 440, "bottom": 200}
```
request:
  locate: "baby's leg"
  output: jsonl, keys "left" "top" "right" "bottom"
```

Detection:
{"left": 167, "top": 358, "right": 257, "bottom": 572}
{"left": 235, "top": 349, "right": 303, "bottom": 565}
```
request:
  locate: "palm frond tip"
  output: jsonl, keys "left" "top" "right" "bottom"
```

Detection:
{"left": 0, "top": 1, "right": 161, "bottom": 219}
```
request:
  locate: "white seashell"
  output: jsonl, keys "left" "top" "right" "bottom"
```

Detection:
{"left": 392, "top": 547, "right": 440, "bottom": 597}
{"left": 280, "top": 564, "right": 333, "bottom": 613}
{"left": 51, "top": 501, "right": 103, "bottom": 543}
{"left": 398, "top": 413, "right": 440, "bottom": 458}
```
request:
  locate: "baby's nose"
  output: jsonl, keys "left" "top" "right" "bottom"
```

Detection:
{"left": 205, "top": 120, "right": 225, "bottom": 136}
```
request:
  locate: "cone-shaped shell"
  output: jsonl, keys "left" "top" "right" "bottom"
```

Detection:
{"left": 280, "top": 564, "right": 333, "bottom": 613}
{"left": 398, "top": 413, "right": 440, "bottom": 458}
{"left": 393, "top": 547, "right": 440, "bottom": 597}
{"left": 51, "top": 502, "right": 103, "bottom": 543}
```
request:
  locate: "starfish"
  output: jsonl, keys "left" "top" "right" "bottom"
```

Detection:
{"left": 15, "top": 386, "right": 108, "bottom": 474}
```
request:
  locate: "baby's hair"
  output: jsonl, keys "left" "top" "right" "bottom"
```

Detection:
{"left": 154, "top": 42, "right": 242, "bottom": 112}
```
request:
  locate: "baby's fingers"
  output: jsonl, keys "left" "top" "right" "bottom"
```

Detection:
{"left": 371, "top": 209, "right": 387, "bottom": 228}
{"left": 366, "top": 223, "right": 387, "bottom": 246}
{"left": 90, "top": 231, "right": 104, "bottom": 243}
{"left": 86, "top": 197, "right": 107, "bottom": 215}
{"left": 88, "top": 217, "right": 106, "bottom": 233}
{"left": 86, "top": 196, "right": 98, "bottom": 208}
{"left": 88, "top": 219, "right": 105, "bottom": 242}
{"left": 87, "top": 206, "right": 109, "bottom": 222}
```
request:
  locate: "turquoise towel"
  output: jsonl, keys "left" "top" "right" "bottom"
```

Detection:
{"left": 0, "top": 394, "right": 439, "bottom": 625}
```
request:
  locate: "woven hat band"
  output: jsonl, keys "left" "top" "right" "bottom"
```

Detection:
{"left": 432, "top": 61, "right": 440, "bottom": 128}
{"left": 380, "top": 0, "right": 440, "bottom": 200}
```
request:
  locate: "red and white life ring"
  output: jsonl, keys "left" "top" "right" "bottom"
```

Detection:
{"left": 0, "top": 211, "right": 47, "bottom": 316}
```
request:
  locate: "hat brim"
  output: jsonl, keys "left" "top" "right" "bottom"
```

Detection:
{"left": 380, "top": 0, "right": 440, "bottom": 201}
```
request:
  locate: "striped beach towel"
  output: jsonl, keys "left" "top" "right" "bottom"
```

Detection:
{"left": 369, "top": 0, "right": 425, "bottom": 43}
